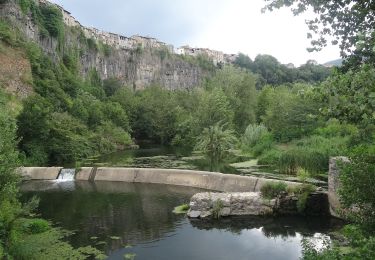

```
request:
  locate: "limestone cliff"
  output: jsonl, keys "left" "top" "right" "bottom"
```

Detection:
{"left": 0, "top": 0, "right": 211, "bottom": 90}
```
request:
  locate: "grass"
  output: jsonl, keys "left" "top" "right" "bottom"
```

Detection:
{"left": 211, "top": 199, "right": 224, "bottom": 219}
{"left": 260, "top": 181, "right": 288, "bottom": 199}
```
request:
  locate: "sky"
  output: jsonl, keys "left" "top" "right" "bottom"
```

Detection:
{"left": 49, "top": 0, "right": 340, "bottom": 66}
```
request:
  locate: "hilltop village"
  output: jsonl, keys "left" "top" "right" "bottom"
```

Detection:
{"left": 39, "top": 0, "right": 237, "bottom": 66}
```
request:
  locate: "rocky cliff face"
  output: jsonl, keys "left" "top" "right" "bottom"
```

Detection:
{"left": 0, "top": 0, "right": 208, "bottom": 90}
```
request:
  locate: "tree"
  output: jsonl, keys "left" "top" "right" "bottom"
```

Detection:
{"left": 318, "top": 65, "right": 375, "bottom": 129}
{"left": 252, "top": 54, "right": 287, "bottom": 85}
{"left": 195, "top": 123, "right": 238, "bottom": 167}
{"left": 262, "top": 85, "right": 321, "bottom": 141}
{"left": 339, "top": 145, "right": 375, "bottom": 229}
{"left": 205, "top": 67, "right": 257, "bottom": 133}
{"left": 263, "top": 0, "right": 375, "bottom": 68}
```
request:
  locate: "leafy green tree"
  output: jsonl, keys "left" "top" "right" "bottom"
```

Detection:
{"left": 47, "top": 112, "right": 93, "bottom": 164}
{"left": 103, "top": 101, "right": 131, "bottom": 132}
{"left": 262, "top": 85, "right": 322, "bottom": 141}
{"left": 252, "top": 54, "right": 288, "bottom": 85}
{"left": 318, "top": 65, "right": 375, "bottom": 129}
{"left": 206, "top": 67, "right": 257, "bottom": 133}
{"left": 197, "top": 87, "right": 234, "bottom": 130}
{"left": 132, "top": 86, "right": 178, "bottom": 144}
{"left": 339, "top": 145, "right": 375, "bottom": 229}
{"left": 94, "top": 121, "right": 132, "bottom": 153}
{"left": 103, "top": 77, "right": 123, "bottom": 96}
{"left": 195, "top": 123, "right": 238, "bottom": 167}
{"left": 234, "top": 53, "right": 254, "bottom": 70}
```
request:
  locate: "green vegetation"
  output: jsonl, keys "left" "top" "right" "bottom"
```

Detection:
{"left": 263, "top": 0, "right": 375, "bottom": 258}
{"left": 124, "top": 253, "right": 137, "bottom": 260}
{"left": 0, "top": 0, "right": 374, "bottom": 258}
{"left": 172, "top": 204, "right": 190, "bottom": 214}
{"left": 195, "top": 123, "right": 237, "bottom": 168}
{"left": 260, "top": 182, "right": 287, "bottom": 199}
{"left": 211, "top": 199, "right": 224, "bottom": 219}
{"left": 0, "top": 89, "right": 105, "bottom": 259}
{"left": 234, "top": 53, "right": 331, "bottom": 88}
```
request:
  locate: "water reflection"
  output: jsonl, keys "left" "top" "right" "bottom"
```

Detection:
{"left": 21, "top": 181, "right": 340, "bottom": 260}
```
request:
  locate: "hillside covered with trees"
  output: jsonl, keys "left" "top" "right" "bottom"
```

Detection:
{"left": 0, "top": 0, "right": 374, "bottom": 259}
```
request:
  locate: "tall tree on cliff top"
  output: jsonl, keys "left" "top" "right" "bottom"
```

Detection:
{"left": 263, "top": 0, "right": 375, "bottom": 69}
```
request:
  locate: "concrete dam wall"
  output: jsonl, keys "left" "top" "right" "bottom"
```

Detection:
{"left": 19, "top": 167, "right": 303, "bottom": 192}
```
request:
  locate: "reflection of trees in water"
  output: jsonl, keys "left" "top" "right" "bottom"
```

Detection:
{"left": 190, "top": 216, "right": 343, "bottom": 239}
{"left": 21, "top": 181, "right": 202, "bottom": 254}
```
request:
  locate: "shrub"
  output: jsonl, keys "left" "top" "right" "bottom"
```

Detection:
{"left": 211, "top": 199, "right": 224, "bottom": 219}
{"left": 279, "top": 134, "right": 349, "bottom": 175}
{"left": 287, "top": 184, "right": 316, "bottom": 213}
{"left": 242, "top": 124, "right": 274, "bottom": 156}
{"left": 252, "top": 132, "right": 274, "bottom": 156}
{"left": 260, "top": 182, "right": 287, "bottom": 199}
{"left": 23, "top": 219, "right": 51, "bottom": 234}
{"left": 242, "top": 124, "right": 269, "bottom": 148}
{"left": 258, "top": 148, "right": 281, "bottom": 165}
{"left": 314, "top": 119, "right": 358, "bottom": 138}
{"left": 0, "top": 21, "right": 17, "bottom": 46}
{"left": 39, "top": 4, "right": 64, "bottom": 39}
{"left": 279, "top": 147, "right": 328, "bottom": 175}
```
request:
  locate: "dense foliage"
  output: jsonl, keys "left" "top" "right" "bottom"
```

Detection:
{"left": 262, "top": 0, "right": 375, "bottom": 259}
{"left": 234, "top": 53, "right": 331, "bottom": 87}
{"left": 0, "top": 0, "right": 374, "bottom": 258}
{"left": 0, "top": 90, "right": 105, "bottom": 259}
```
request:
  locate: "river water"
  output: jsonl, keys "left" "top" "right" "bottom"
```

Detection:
{"left": 21, "top": 181, "right": 340, "bottom": 260}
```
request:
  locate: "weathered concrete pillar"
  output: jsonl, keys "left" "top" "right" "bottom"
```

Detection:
{"left": 328, "top": 157, "right": 350, "bottom": 218}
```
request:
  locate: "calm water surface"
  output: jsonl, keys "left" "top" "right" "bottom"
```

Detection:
{"left": 21, "top": 181, "right": 340, "bottom": 260}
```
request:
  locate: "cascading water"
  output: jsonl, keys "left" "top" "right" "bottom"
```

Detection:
{"left": 57, "top": 169, "right": 76, "bottom": 181}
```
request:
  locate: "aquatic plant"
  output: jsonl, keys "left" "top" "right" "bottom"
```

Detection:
{"left": 260, "top": 182, "right": 287, "bottom": 199}
{"left": 211, "top": 199, "right": 224, "bottom": 219}
{"left": 172, "top": 204, "right": 190, "bottom": 214}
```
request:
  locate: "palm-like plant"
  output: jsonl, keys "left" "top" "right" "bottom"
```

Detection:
{"left": 195, "top": 123, "right": 238, "bottom": 167}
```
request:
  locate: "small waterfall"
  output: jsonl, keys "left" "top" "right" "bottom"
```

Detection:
{"left": 57, "top": 168, "right": 76, "bottom": 181}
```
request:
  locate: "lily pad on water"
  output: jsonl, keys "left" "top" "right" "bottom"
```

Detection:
{"left": 110, "top": 236, "right": 121, "bottom": 240}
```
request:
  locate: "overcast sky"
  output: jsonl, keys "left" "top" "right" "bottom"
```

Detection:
{"left": 49, "top": 0, "right": 340, "bottom": 65}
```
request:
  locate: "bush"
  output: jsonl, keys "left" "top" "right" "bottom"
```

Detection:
{"left": 279, "top": 146, "right": 329, "bottom": 175}
{"left": 287, "top": 184, "right": 316, "bottom": 213}
{"left": 0, "top": 21, "right": 17, "bottom": 46}
{"left": 23, "top": 219, "right": 51, "bottom": 234}
{"left": 279, "top": 134, "right": 349, "bottom": 175}
{"left": 39, "top": 4, "right": 64, "bottom": 39}
{"left": 314, "top": 119, "right": 358, "bottom": 138}
{"left": 252, "top": 132, "right": 274, "bottom": 156}
{"left": 260, "top": 182, "right": 287, "bottom": 199}
{"left": 242, "top": 124, "right": 269, "bottom": 148}
{"left": 258, "top": 148, "right": 281, "bottom": 165}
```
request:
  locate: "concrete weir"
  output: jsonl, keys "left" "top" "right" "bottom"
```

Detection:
{"left": 20, "top": 167, "right": 62, "bottom": 180}
{"left": 20, "top": 167, "right": 302, "bottom": 192}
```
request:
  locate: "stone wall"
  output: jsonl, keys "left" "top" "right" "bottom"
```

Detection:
{"left": 187, "top": 191, "right": 330, "bottom": 218}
